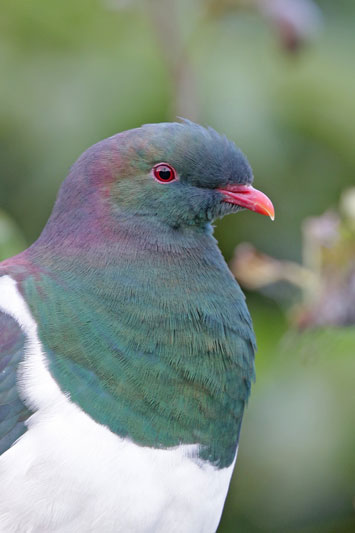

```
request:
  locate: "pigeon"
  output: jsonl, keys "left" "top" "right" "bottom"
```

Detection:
{"left": 0, "top": 120, "right": 274, "bottom": 533}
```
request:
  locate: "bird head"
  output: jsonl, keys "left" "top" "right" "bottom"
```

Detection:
{"left": 45, "top": 120, "right": 274, "bottom": 250}
{"left": 106, "top": 120, "right": 274, "bottom": 228}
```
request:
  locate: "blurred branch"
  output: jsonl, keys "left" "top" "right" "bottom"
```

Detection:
{"left": 207, "top": 0, "right": 322, "bottom": 52}
{"left": 148, "top": 0, "right": 199, "bottom": 119}
{"left": 231, "top": 242, "right": 318, "bottom": 291}
{"left": 105, "top": 0, "right": 322, "bottom": 121}
{"left": 231, "top": 188, "right": 355, "bottom": 328}
{"left": 105, "top": 0, "right": 200, "bottom": 119}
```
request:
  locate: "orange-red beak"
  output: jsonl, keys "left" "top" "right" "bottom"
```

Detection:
{"left": 217, "top": 184, "right": 275, "bottom": 220}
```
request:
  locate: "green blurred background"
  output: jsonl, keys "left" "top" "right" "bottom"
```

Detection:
{"left": 0, "top": 0, "right": 354, "bottom": 531}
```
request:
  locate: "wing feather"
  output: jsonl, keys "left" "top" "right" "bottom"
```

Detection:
{"left": 0, "top": 310, "right": 32, "bottom": 455}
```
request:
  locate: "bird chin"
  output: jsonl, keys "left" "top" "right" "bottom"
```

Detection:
{"left": 214, "top": 202, "right": 244, "bottom": 219}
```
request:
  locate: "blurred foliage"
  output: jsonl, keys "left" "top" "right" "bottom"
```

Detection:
{"left": 231, "top": 187, "right": 355, "bottom": 327}
{"left": 0, "top": 0, "right": 354, "bottom": 531}
{"left": 221, "top": 300, "right": 355, "bottom": 532}
{"left": 0, "top": 209, "right": 27, "bottom": 259}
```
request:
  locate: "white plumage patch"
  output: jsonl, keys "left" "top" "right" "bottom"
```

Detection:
{"left": 0, "top": 276, "right": 236, "bottom": 532}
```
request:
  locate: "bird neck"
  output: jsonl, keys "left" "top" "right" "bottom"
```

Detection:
{"left": 19, "top": 217, "right": 255, "bottom": 469}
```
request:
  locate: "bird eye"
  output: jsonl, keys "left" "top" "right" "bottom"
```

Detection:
{"left": 153, "top": 163, "right": 177, "bottom": 183}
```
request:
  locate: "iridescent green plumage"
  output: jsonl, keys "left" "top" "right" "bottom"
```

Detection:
{"left": 0, "top": 311, "right": 31, "bottom": 455}
{"left": 2, "top": 121, "right": 256, "bottom": 467}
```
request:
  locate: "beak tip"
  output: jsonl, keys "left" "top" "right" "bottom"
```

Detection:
{"left": 218, "top": 184, "right": 275, "bottom": 221}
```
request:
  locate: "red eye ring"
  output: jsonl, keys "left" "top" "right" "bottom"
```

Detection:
{"left": 153, "top": 163, "right": 177, "bottom": 183}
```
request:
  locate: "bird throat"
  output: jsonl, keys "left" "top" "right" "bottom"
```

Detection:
{"left": 20, "top": 221, "right": 255, "bottom": 468}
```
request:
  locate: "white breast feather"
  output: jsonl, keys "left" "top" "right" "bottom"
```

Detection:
{"left": 0, "top": 275, "right": 236, "bottom": 533}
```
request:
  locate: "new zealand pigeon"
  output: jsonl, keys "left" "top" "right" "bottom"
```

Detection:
{"left": 0, "top": 120, "right": 274, "bottom": 533}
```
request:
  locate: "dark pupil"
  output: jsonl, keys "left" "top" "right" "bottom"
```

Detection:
{"left": 158, "top": 167, "right": 172, "bottom": 180}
